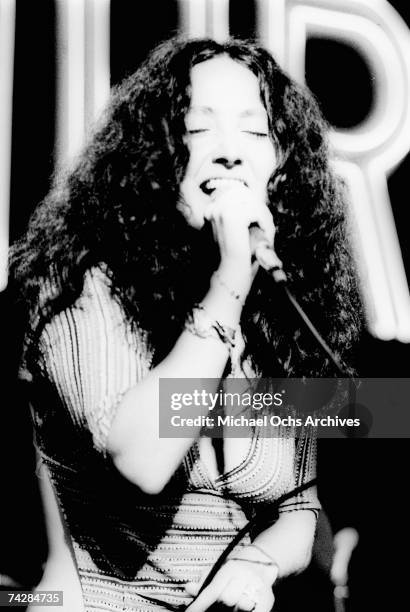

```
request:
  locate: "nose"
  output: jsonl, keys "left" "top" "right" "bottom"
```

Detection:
{"left": 213, "top": 156, "right": 242, "bottom": 169}
{"left": 212, "top": 131, "right": 243, "bottom": 169}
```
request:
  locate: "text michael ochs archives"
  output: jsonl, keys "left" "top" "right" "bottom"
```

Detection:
{"left": 159, "top": 378, "right": 410, "bottom": 438}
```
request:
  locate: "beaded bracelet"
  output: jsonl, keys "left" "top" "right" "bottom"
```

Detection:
{"left": 185, "top": 304, "right": 237, "bottom": 349}
{"left": 248, "top": 542, "right": 279, "bottom": 565}
{"left": 228, "top": 557, "right": 278, "bottom": 568}
{"left": 228, "top": 545, "right": 280, "bottom": 581}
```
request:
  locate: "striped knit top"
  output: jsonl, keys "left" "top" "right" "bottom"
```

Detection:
{"left": 28, "top": 266, "right": 320, "bottom": 612}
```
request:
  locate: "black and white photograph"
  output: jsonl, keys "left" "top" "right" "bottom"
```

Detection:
{"left": 1, "top": 1, "right": 410, "bottom": 610}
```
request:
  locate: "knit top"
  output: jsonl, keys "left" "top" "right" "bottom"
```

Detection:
{"left": 28, "top": 266, "right": 320, "bottom": 612}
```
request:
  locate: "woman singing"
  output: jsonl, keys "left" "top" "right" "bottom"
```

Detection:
{"left": 9, "top": 37, "right": 362, "bottom": 611}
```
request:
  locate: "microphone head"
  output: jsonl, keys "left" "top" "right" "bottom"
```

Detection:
{"left": 249, "top": 225, "right": 287, "bottom": 281}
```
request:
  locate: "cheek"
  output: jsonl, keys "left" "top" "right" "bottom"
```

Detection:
{"left": 178, "top": 175, "right": 206, "bottom": 230}
{"left": 180, "top": 148, "right": 200, "bottom": 183}
{"left": 258, "top": 146, "right": 277, "bottom": 184}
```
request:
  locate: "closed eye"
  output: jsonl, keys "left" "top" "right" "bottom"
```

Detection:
{"left": 186, "top": 129, "right": 209, "bottom": 135}
{"left": 243, "top": 131, "right": 269, "bottom": 138}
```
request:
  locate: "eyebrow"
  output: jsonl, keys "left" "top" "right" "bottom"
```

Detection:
{"left": 240, "top": 109, "right": 268, "bottom": 119}
{"left": 187, "top": 106, "right": 267, "bottom": 118}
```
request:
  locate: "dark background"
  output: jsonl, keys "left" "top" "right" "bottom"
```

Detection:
{"left": 1, "top": 0, "right": 409, "bottom": 607}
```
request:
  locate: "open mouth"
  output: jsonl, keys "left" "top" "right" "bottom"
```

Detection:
{"left": 199, "top": 177, "right": 248, "bottom": 195}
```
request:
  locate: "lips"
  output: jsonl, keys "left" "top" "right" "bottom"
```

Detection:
{"left": 199, "top": 177, "right": 248, "bottom": 195}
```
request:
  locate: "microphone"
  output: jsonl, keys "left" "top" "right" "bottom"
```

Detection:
{"left": 202, "top": 181, "right": 287, "bottom": 282}
{"left": 249, "top": 225, "right": 287, "bottom": 283}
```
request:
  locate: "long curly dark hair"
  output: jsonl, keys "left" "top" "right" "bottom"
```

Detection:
{"left": 9, "top": 37, "right": 363, "bottom": 377}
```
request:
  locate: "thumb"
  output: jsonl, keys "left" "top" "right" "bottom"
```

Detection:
{"left": 185, "top": 581, "right": 201, "bottom": 596}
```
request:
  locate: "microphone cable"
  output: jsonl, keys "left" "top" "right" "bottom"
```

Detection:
{"left": 263, "top": 263, "right": 350, "bottom": 377}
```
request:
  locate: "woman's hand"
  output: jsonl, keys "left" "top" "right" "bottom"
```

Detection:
{"left": 204, "top": 181, "right": 275, "bottom": 299}
{"left": 185, "top": 556, "right": 278, "bottom": 612}
{"left": 206, "top": 180, "right": 274, "bottom": 256}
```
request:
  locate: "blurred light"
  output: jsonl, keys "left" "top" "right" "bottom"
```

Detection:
{"left": 179, "top": 0, "right": 229, "bottom": 40}
{"left": 256, "top": 0, "right": 286, "bottom": 66}
{"left": 55, "top": 0, "right": 86, "bottom": 165}
{"left": 180, "top": 0, "right": 410, "bottom": 341}
{"left": 178, "top": 0, "right": 207, "bottom": 38}
{"left": 84, "top": 0, "right": 110, "bottom": 133}
{"left": 285, "top": 0, "right": 410, "bottom": 342}
{"left": 288, "top": 5, "right": 407, "bottom": 158}
{"left": 333, "top": 160, "right": 397, "bottom": 340}
{"left": 0, "top": 0, "right": 16, "bottom": 292}
{"left": 55, "top": 0, "right": 110, "bottom": 166}
{"left": 208, "top": 0, "right": 229, "bottom": 42}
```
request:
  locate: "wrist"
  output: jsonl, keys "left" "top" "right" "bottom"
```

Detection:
{"left": 202, "top": 279, "right": 243, "bottom": 329}
{"left": 212, "top": 266, "right": 251, "bottom": 306}
{"left": 217, "top": 258, "right": 253, "bottom": 289}
{"left": 185, "top": 305, "right": 236, "bottom": 350}
{"left": 229, "top": 543, "right": 280, "bottom": 585}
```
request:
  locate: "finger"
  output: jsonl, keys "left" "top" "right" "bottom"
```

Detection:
{"left": 255, "top": 589, "right": 275, "bottom": 612}
{"left": 186, "top": 574, "right": 227, "bottom": 612}
{"left": 236, "top": 590, "right": 275, "bottom": 612}
{"left": 261, "top": 589, "right": 275, "bottom": 612}
{"left": 251, "top": 208, "right": 276, "bottom": 247}
{"left": 251, "top": 259, "right": 260, "bottom": 278}
{"left": 235, "top": 592, "right": 259, "bottom": 611}
{"left": 217, "top": 577, "right": 247, "bottom": 609}
{"left": 203, "top": 202, "right": 216, "bottom": 221}
{"left": 203, "top": 205, "right": 222, "bottom": 246}
{"left": 208, "top": 183, "right": 250, "bottom": 218}
{"left": 207, "top": 179, "right": 249, "bottom": 200}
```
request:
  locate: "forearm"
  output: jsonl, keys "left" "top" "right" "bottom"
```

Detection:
{"left": 107, "top": 263, "right": 250, "bottom": 493}
{"left": 107, "top": 331, "right": 228, "bottom": 492}
{"left": 247, "top": 511, "right": 317, "bottom": 582}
